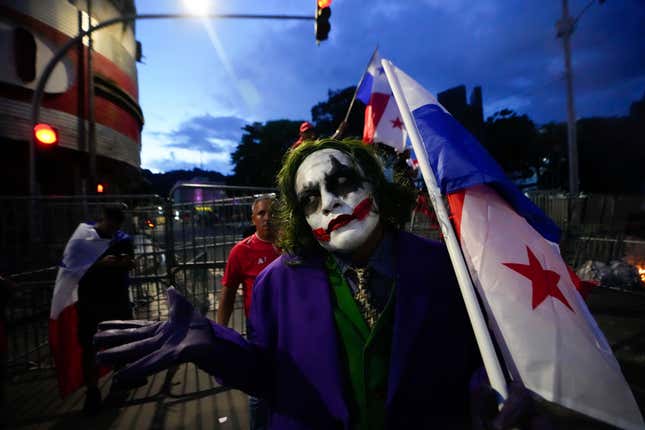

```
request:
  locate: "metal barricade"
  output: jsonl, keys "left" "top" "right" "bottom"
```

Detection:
{"left": 1, "top": 194, "right": 167, "bottom": 372}
{"left": 407, "top": 192, "right": 443, "bottom": 241}
{"left": 166, "top": 184, "right": 276, "bottom": 331}
{"left": 3, "top": 188, "right": 641, "bottom": 374}
{"left": 1, "top": 186, "right": 275, "bottom": 374}
{"left": 408, "top": 190, "right": 645, "bottom": 268}
{"left": 527, "top": 191, "right": 645, "bottom": 266}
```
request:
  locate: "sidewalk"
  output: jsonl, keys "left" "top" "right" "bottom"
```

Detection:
{"left": 5, "top": 364, "right": 248, "bottom": 430}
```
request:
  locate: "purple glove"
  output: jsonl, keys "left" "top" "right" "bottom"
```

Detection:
{"left": 95, "top": 287, "right": 216, "bottom": 386}
{"left": 471, "top": 379, "right": 555, "bottom": 430}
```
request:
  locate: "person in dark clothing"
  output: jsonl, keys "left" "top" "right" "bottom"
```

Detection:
{"left": 77, "top": 204, "right": 135, "bottom": 414}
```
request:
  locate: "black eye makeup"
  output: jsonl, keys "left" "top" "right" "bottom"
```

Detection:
{"left": 325, "top": 156, "right": 363, "bottom": 197}
{"left": 297, "top": 186, "right": 321, "bottom": 216}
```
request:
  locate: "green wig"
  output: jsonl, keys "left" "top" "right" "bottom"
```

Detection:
{"left": 276, "top": 138, "right": 415, "bottom": 256}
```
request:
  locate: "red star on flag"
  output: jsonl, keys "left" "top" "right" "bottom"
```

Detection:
{"left": 390, "top": 117, "right": 404, "bottom": 129}
{"left": 503, "top": 246, "right": 574, "bottom": 312}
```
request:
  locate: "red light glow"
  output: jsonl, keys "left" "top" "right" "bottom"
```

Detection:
{"left": 34, "top": 123, "right": 58, "bottom": 145}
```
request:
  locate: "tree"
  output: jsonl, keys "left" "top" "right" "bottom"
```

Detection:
{"left": 577, "top": 116, "right": 643, "bottom": 194}
{"left": 311, "top": 86, "right": 365, "bottom": 138}
{"left": 534, "top": 122, "right": 567, "bottom": 190}
{"left": 230, "top": 120, "right": 301, "bottom": 187}
{"left": 483, "top": 109, "right": 544, "bottom": 179}
{"left": 228, "top": 87, "right": 367, "bottom": 186}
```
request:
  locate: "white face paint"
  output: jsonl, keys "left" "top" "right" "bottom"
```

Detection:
{"left": 295, "top": 148, "right": 380, "bottom": 253}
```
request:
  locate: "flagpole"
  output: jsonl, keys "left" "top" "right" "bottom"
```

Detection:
{"left": 381, "top": 59, "right": 509, "bottom": 401}
{"left": 331, "top": 87, "right": 358, "bottom": 139}
{"left": 331, "top": 47, "right": 378, "bottom": 139}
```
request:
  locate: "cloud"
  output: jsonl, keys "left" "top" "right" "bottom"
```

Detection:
{"left": 145, "top": 156, "right": 233, "bottom": 175}
{"left": 365, "top": 2, "right": 409, "bottom": 21}
{"left": 485, "top": 95, "right": 533, "bottom": 117}
{"left": 166, "top": 114, "right": 247, "bottom": 152}
{"left": 141, "top": 114, "right": 248, "bottom": 174}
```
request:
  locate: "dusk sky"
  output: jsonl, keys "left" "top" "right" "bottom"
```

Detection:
{"left": 135, "top": 0, "right": 645, "bottom": 174}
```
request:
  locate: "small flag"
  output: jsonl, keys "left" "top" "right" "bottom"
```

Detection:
{"left": 356, "top": 50, "right": 407, "bottom": 152}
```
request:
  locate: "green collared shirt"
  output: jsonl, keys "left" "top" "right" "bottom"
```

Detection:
{"left": 326, "top": 256, "right": 396, "bottom": 430}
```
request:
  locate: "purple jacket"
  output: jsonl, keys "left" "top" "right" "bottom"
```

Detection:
{"left": 209, "top": 231, "right": 480, "bottom": 429}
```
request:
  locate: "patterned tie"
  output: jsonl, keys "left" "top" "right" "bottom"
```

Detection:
{"left": 347, "top": 266, "right": 379, "bottom": 329}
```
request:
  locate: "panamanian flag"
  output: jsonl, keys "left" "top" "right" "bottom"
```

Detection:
{"left": 49, "top": 223, "right": 110, "bottom": 397}
{"left": 384, "top": 61, "right": 644, "bottom": 430}
{"left": 355, "top": 50, "right": 407, "bottom": 152}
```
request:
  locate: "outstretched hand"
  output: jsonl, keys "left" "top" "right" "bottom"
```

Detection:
{"left": 95, "top": 287, "right": 216, "bottom": 386}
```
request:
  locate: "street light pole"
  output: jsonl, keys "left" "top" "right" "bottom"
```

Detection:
{"left": 29, "top": 12, "right": 314, "bottom": 195}
{"left": 555, "top": 0, "right": 606, "bottom": 195}
{"left": 557, "top": 0, "right": 579, "bottom": 195}
{"left": 87, "top": 0, "right": 97, "bottom": 191}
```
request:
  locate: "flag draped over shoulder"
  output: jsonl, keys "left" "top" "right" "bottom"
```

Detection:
{"left": 49, "top": 222, "right": 110, "bottom": 397}
{"left": 383, "top": 61, "right": 644, "bottom": 430}
{"left": 355, "top": 50, "right": 407, "bottom": 152}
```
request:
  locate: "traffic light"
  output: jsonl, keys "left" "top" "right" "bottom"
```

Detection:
{"left": 34, "top": 123, "right": 60, "bottom": 187}
{"left": 34, "top": 123, "right": 59, "bottom": 148}
{"left": 96, "top": 183, "right": 105, "bottom": 193}
{"left": 315, "top": 0, "right": 332, "bottom": 43}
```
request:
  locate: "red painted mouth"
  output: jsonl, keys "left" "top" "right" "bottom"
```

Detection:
{"left": 312, "top": 197, "right": 373, "bottom": 242}
{"left": 327, "top": 214, "right": 354, "bottom": 234}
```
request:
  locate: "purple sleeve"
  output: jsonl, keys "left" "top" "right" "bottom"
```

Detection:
{"left": 206, "top": 258, "right": 284, "bottom": 399}
{"left": 206, "top": 320, "right": 272, "bottom": 398}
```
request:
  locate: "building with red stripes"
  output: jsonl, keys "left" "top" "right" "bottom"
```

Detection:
{"left": 0, "top": 0, "right": 144, "bottom": 195}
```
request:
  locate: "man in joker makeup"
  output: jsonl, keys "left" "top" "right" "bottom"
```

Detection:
{"left": 94, "top": 139, "right": 537, "bottom": 429}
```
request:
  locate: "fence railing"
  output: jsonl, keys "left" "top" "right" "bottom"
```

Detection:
{"left": 527, "top": 191, "right": 644, "bottom": 266}
{"left": 1, "top": 189, "right": 642, "bottom": 374}
{"left": 1, "top": 185, "right": 275, "bottom": 373}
